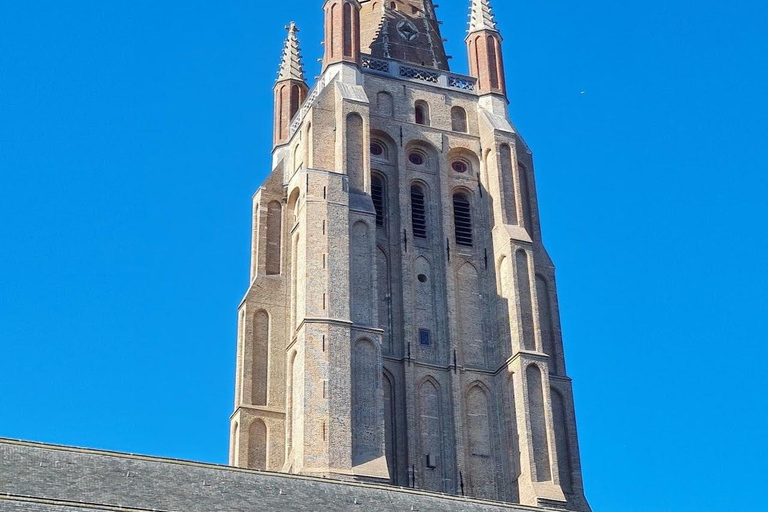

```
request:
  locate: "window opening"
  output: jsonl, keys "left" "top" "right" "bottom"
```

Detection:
{"left": 414, "top": 101, "right": 429, "bottom": 126}
{"left": 419, "top": 329, "right": 431, "bottom": 346}
{"left": 451, "top": 107, "right": 468, "bottom": 133}
{"left": 371, "top": 175, "right": 385, "bottom": 227}
{"left": 408, "top": 152, "right": 424, "bottom": 166}
{"left": 452, "top": 161, "right": 468, "bottom": 173}
{"left": 411, "top": 185, "right": 427, "bottom": 239}
{"left": 453, "top": 193, "right": 473, "bottom": 247}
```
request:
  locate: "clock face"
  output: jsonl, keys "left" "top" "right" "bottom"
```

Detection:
{"left": 397, "top": 20, "right": 419, "bottom": 41}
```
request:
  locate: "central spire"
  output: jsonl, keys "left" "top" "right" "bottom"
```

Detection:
{"left": 359, "top": 0, "right": 450, "bottom": 70}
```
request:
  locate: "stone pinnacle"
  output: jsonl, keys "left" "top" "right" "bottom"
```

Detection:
{"left": 468, "top": 0, "right": 498, "bottom": 34}
{"left": 277, "top": 22, "right": 306, "bottom": 82}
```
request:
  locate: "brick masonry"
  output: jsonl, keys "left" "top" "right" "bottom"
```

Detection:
{"left": 231, "top": 1, "right": 592, "bottom": 511}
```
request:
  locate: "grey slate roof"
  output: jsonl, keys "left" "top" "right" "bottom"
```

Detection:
{"left": 0, "top": 439, "right": 554, "bottom": 512}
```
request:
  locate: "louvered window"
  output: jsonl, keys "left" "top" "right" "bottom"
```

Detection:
{"left": 453, "top": 193, "right": 473, "bottom": 247}
{"left": 411, "top": 185, "right": 427, "bottom": 239}
{"left": 372, "top": 175, "right": 385, "bottom": 227}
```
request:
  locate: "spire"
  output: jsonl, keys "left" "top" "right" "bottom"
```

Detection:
{"left": 277, "top": 22, "right": 306, "bottom": 82}
{"left": 468, "top": 0, "right": 498, "bottom": 35}
{"left": 361, "top": 0, "right": 450, "bottom": 70}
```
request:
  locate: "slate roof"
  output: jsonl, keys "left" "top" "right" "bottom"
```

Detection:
{"left": 0, "top": 438, "right": 555, "bottom": 512}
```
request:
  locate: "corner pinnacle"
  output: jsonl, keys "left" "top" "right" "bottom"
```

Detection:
{"left": 468, "top": 0, "right": 498, "bottom": 34}
{"left": 277, "top": 22, "right": 306, "bottom": 82}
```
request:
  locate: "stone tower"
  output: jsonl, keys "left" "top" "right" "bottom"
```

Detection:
{"left": 229, "top": 1, "right": 591, "bottom": 510}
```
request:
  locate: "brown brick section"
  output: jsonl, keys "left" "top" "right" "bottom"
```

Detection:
{"left": 273, "top": 80, "right": 308, "bottom": 147}
{"left": 323, "top": 0, "right": 362, "bottom": 70}
{"left": 467, "top": 30, "right": 507, "bottom": 96}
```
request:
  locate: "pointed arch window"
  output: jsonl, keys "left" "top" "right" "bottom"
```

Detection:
{"left": 453, "top": 193, "right": 473, "bottom": 247}
{"left": 411, "top": 185, "right": 427, "bottom": 239}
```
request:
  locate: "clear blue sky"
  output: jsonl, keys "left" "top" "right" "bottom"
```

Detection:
{"left": 1, "top": 1, "right": 766, "bottom": 511}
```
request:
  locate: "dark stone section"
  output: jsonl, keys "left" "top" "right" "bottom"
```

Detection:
{"left": 0, "top": 439, "right": 550, "bottom": 512}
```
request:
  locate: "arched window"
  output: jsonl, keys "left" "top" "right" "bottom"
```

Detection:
{"left": 252, "top": 310, "right": 270, "bottom": 405}
{"left": 346, "top": 113, "right": 364, "bottom": 192}
{"left": 411, "top": 185, "right": 427, "bottom": 239}
{"left": 371, "top": 175, "right": 386, "bottom": 228}
{"left": 265, "top": 201, "right": 282, "bottom": 275}
{"left": 487, "top": 36, "right": 500, "bottom": 90}
{"left": 451, "top": 107, "right": 467, "bottom": 132}
{"left": 527, "top": 365, "right": 552, "bottom": 482}
{"left": 275, "top": 84, "right": 285, "bottom": 141}
{"left": 453, "top": 193, "right": 473, "bottom": 247}
{"left": 290, "top": 84, "right": 301, "bottom": 119}
{"left": 415, "top": 101, "right": 430, "bottom": 126}
{"left": 305, "top": 122, "right": 313, "bottom": 168}
{"left": 343, "top": 3, "right": 353, "bottom": 57}
{"left": 247, "top": 419, "right": 267, "bottom": 470}
{"left": 293, "top": 145, "right": 303, "bottom": 172}
{"left": 519, "top": 163, "right": 534, "bottom": 232}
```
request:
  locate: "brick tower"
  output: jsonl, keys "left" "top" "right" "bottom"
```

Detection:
{"left": 230, "top": 1, "right": 591, "bottom": 510}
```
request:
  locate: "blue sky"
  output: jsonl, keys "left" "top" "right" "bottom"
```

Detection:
{"left": 1, "top": 1, "right": 767, "bottom": 511}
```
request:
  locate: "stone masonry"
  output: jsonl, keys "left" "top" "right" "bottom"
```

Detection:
{"left": 230, "top": 1, "right": 592, "bottom": 511}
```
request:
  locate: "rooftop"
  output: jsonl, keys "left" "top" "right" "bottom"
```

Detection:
{"left": 0, "top": 438, "right": 559, "bottom": 512}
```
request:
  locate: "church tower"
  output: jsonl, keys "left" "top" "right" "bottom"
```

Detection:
{"left": 230, "top": 1, "right": 591, "bottom": 510}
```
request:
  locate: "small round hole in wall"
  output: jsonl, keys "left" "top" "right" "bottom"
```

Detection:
{"left": 417, "top": 274, "right": 428, "bottom": 283}
{"left": 409, "top": 152, "right": 424, "bottom": 165}
{"left": 371, "top": 142, "right": 384, "bottom": 156}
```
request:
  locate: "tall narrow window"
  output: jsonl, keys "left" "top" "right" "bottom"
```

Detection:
{"left": 451, "top": 107, "right": 467, "bottom": 133}
{"left": 519, "top": 163, "right": 534, "bottom": 233}
{"left": 487, "top": 36, "right": 500, "bottom": 90}
{"left": 453, "top": 193, "right": 473, "bottom": 247}
{"left": 265, "top": 201, "right": 282, "bottom": 275}
{"left": 371, "top": 175, "right": 385, "bottom": 227}
{"left": 276, "top": 85, "right": 285, "bottom": 141}
{"left": 343, "top": 3, "right": 353, "bottom": 57}
{"left": 415, "top": 101, "right": 429, "bottom": 126}
{"left": 346, "top": 113, "right": 364, "bottom": 193}
{"left": 290, "top": 84, "right": 301, "bottom": 120}
{"left": 411, "top": 185, "right": 427, "bottom": 239}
